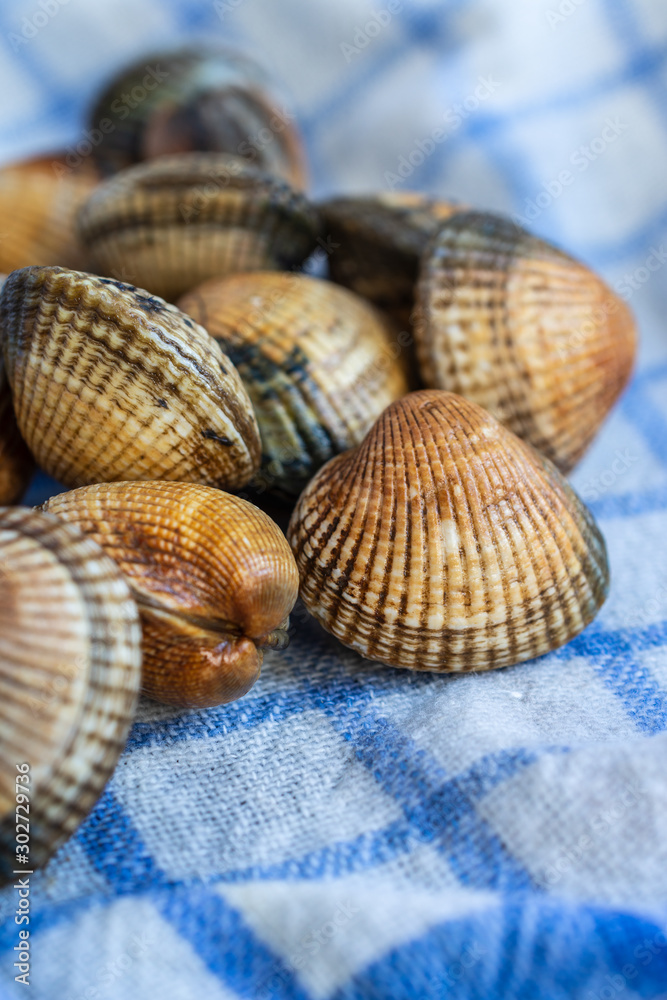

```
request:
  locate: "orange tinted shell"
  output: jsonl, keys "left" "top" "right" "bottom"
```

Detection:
{"left": 43, "top": 481, "right": 300, "bottom": 708}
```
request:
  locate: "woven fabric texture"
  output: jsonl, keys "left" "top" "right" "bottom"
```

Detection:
{"left": 1, "top": 1, "right": 667, "bottom": 998}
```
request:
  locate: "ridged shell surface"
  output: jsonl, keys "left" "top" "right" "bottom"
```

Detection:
{"left": 0, "top": 266, "right": 261, "bottom": 489}
{"left": 322, "top": 192, "right": 463, "bottom": 325}
{"left": 0, "top": 507, "right": 141, "bottom": 882}
{"left": 288, "top": 390, "right": 609, "bottom": 672}
{"left": 414, "top": 211, "right": 637, "bottom": 471}
{"left": 78, "top": 152, "right": 320, "bottom": 300}
{"left": 178, "top": 272, "right": 410, "bottom": 496}
{"left": 0, "top": 274, "right": 34, "bottom": 503}
{"left": 0, "top": 153, "right": 99, "bottom": 273}
{"left": 43, "top": 482, "right": 300, "bottom": 708}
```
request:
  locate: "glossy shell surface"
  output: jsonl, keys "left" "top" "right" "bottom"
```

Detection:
{"left": 414, "top": 212, "right": 637, "bottom": 471}
{"left": 0, "top": 266, "right": 261, "bottom": 490}
{"left": 178, "top": 271, "right": 410, "bottom": 496}
{"left": 0, "top": 153, "right": 99, "bottom": 274}
{"left": 288, "top": 390, "right": 609, "bottom": 672}
{"left": 0, "top": 507, "right": 141, "bottom": 882}
{"left": 78, "top": 153, "right": 320, "bottom": 300}
{"left": 43, "top": 482, "right": 300, "bottom": 709}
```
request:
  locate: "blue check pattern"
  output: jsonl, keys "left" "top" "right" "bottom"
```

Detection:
{"left": 2, "top": 1, "right": 667, "bottom": 997}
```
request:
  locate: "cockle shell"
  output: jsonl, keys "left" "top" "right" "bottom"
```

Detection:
{"left": 178, "top": 271, "right": 410, "bottom": 497}
{"left": 288, "top": 390, "right": 609, "bottom": 672}
{"left": 0, "top": 266, "right": 261, "bottom": 490}
{"left": 78, "top": 153, "right": 321, "bottom": 300}
{"left": 89, "top": 46, "right": 307, "bottom": 188}
{"left": 414, "top": 211, "right": 637, "bottom": 472}
{"left": 321, "top": 192, "right": 464, "bottom": 328}
{"left": 0, "top": 507, "right": 141, "bottom": 882}
{"left": 42, "top": 482, "right": 300, "bottom": 709}
{"left": 0, "top": 152, "right": 99, "bottom": 274}
{"left": 0, "top": 274, "right": 34, "bottom": 503}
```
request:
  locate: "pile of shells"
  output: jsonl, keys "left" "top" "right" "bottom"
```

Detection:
{"left": 0, "top": 44, "right": 637, "bottom": 879}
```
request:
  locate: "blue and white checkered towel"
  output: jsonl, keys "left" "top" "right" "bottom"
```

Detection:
{"left": 2, "top": 1, "right": 667, "bottom": 997}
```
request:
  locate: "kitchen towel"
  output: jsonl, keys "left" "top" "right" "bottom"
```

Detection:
{"left": 1, "top": 0, "right": 667, "bottom": 997}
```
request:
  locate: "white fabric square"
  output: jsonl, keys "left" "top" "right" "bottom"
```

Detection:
{"left": 1, "top": 896, "right": 238, "bottom": 1000}
{"left": 477, "top": 733, "right": 667, "bottom": 907}
{"left": 221, "top": 872, "right": 496, "bottom": 1000}
{"left": 113, "top": 709, "right": 404, "bottom": 880}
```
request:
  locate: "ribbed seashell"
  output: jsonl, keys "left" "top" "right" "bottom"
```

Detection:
{"left": 0, "top": 266, "right": 261, "bottom": 489}
{"left": 288, "top": 390, "right": 609, "bottom": 672}
{"left": 89, "top": 46, "right": 306, "bottom": 188}
{"left": 414, "top": 211, "right": 637, "bottom": 472}
{"left": 178, "top": 272, "right": 410, "bottom": 497}
{"left": 78, "top": 153, "right": 321, "bottom": 301}
{"left": 0, "top": 507, "right": 141, "bottom": 883}
{"left": 0, "top": 274, "right": 34, "bottom": 503}
{"left": 0, "top": 152, "right": 99, "bottom": 273}
{"left": 42, "top": 482, "right": 299, "bottom": 708}
{"left": 321, "top": 192, "right": 464, "bottom": 328}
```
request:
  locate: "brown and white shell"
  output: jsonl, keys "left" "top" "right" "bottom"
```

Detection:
{"left": 0, "top": 152, "right": 99, "bottom": 274}
{"left": 413, "top": 211, "right": 637, "bottom": 472}
{"left": 0, "top": 507, "right": 141, "bottom": 882}
{"left": 321, "top": 192, "right": 464, "bottom": 329}
{"left": 0, "top": 266, "right": 261, "bottom": 490}
{"left": 178, "top": 271, "right": 410, "bottom": 497}
{"left": 43, "top": 482, "right": 299, "bottom": 709}
{"left": 288, "top": 390, "right": 609, "bottom": 672}
{"left": 88, "top": 46, "right": 307, "bottom": 188}
{"left": 78, "top": 153, "right": 321, "bottom": 300}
